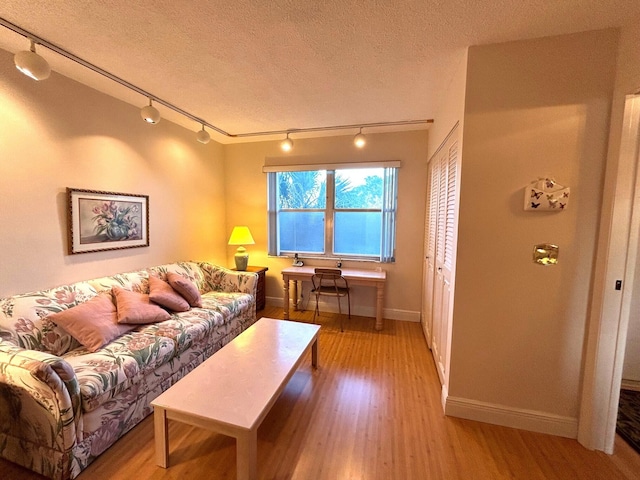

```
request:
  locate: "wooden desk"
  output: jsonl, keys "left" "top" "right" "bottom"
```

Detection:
{"left": 282, "top": 266, "right": 387, "bottom": 330}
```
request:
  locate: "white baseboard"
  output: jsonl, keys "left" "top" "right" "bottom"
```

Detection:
{"left": 384, "top": 308, "right": 420, "bottom": 322}
{"left": 440, "top": 384, "right": 448, "bottom": 411}
{"left": 265, "top": 296, "right": 420, "bottom": 322}
{"left": 621, "top": 379, "right": 640, "bottom": 392}
{"left": 445, "top": 396, "right": 578, "bottom": 439}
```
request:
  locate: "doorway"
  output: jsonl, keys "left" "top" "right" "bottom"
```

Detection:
{"left": 616, "top": 237, "right": 640, "bottom": 453}
{"left": 579, "top": 93, "right": 640, "bottom": 453}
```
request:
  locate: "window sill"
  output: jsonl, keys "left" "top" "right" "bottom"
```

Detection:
{"left": 268, "top": 254, "right": 392, "bottom": 264}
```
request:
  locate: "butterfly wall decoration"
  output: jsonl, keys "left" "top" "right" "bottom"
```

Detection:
{"left": 524, "top": 178, "right": 570, "bottom": 211}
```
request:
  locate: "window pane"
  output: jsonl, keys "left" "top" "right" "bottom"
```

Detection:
{"left": 335, "top": 168, "right": 383, "bottom": 209}
{"left": 277, "top": 171, "right": 326, "bottom": 209}
{"left": 279, "top": 211, "right": 325, "bottom": 253}
{"left": 334, "top": 212, "right": 381, "bottom": 256}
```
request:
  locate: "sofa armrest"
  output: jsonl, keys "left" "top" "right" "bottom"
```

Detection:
{"left": 0, "top": 341, "right": 82, "bottom": 453}
{"left": 198, "top": 262, "right": 258, "bottom": 298}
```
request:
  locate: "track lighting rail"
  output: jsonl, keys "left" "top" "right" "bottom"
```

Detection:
{"left": 234, "top": 119, "right": 433, "bottom": 138}
{"left": 0, "top": 17, "right": 228, "bottom": 134}
{"left": 1, "top": 16, "right": 433, "bottom": 142}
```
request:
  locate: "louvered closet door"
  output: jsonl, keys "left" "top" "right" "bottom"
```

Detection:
{"left": 421, "top": 155, "right": 440, "bottom": 347}
{"left": 423, "top": 124, "right": 459, "bottom": 388}
{"left": 431, "top": 149, "right": 448, "bottom": 385}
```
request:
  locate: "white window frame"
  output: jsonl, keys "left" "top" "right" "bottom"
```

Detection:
{"left": 266, "top": 163, "right": 399, "bottom": 263}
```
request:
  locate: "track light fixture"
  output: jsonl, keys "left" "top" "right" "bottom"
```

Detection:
{"left": 140, "top": 98, "right": 161, "bottom": 124}
{"left": 196, "top": 124, "right": 211, "bottom": 144}
{"left": 1, "top": 17, "right": 434, "bottom": 145}
{"left": 354, "top": 127, "right": 366, "bottom": 148}
{"left": 14, "top": 39, "right": 50, "bottom": 80}
{"left": 281, "top": 133, "right": 294, "bottom": 152}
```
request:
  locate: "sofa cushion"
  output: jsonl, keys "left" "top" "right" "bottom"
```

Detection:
{"left": 48, "top": 293, "right": 137, "bottom": 352}
{"left": 167, "top": 273, "right": 202, "bottom": 307}
{"left": 148, "top": 276, "right": 190, "bottom": 312}
{"left": 135, "top": 309, "right": 222, "bottom": 356}
{"left": 201, "top": 291, "right": 255, "bottom": 319}
{"left": 130, "top": 292, "right": 252, "bottom": 356}
{"left": 63, "top": 330, "right": 176, "bottom": 412}
{"left": 112, "top": 287, "right": 171, "bottom": 325}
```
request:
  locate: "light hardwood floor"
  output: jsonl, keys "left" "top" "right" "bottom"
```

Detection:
{"left": 3, "top": 306, "right": 640, "bottom": 479}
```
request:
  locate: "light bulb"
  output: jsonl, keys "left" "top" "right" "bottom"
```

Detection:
{"left": 354, "top": 128, "right": 366, "bottom": 148}
{"left": 281, "top": 135, "right": 293, "bottom": 152}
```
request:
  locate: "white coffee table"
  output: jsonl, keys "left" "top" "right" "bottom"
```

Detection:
{"left": 151, "top": 317, "right": 320, "bottom": 480}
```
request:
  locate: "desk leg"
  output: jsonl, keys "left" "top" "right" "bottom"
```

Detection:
{"left": 236, "top": 429, "right": 258, "bottom": 480}
{"left": 154, "top": 407, "right": 169, "bottom": 468}
{"left": 375, "top": 283, "right": 384, "bottom": 331}
{"left": 283, "top": 277, "right": 290, "bottom": 320}
{"left": 293, "top": 281, "right": 299, "bottom": 310}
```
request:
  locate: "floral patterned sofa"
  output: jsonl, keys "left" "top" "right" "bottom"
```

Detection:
{"left": 0, "top": 261, "right": 257, "bottom": 480}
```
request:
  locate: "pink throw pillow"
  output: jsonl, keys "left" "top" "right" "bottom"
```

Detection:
{"left": 148, "top": 276, "right": 190, "bottom": 312}
{"left": 113, "top": 287, "right": 171, "bottom": 324}
{"left": 167, "top": 272, "right": 202, "bottom": 307}
{"left": 48, "top": 293, "right": 135, "bottom": 352}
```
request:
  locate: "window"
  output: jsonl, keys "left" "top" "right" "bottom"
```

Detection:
{"left": 267, "top": 166, "right": 398, "bottom": 262}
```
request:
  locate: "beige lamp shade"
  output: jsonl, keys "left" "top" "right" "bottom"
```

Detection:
{"left": 228, "top": 226, "right": 255, "bottom": 271}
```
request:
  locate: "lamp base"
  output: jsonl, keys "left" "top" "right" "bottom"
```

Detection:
{"left": 234, "top": 247, "right": 249, "bottom": 271}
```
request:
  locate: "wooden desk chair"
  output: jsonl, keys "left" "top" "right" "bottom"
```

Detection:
{"left": 311, "top": 268, "right": 351, "bottom": 331}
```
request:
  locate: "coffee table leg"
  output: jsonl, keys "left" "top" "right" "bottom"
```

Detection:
{"left": 154, "top": 407, "right": 169, "bottom": 468}
{"left": 312, "top": 338, "right": 318, "bottom": 368}
{"left": 236, "top": 429, "right": 257, "bottom": 480}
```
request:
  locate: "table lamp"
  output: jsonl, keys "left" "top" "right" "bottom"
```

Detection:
{"left": 228, "top": 226, "right": 255, "bottom": 271}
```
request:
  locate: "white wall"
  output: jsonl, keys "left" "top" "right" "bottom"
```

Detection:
{"left": 446, "top": 29, "right": 618, "bottom": 433}
{"left": 427, "top": 48, "right": 468, "bottom": 160}
{"left": 223, "top": 130, "right": 429, "bottom": 320}
{"left": 0, "top": 47, "right": 228, "bottom": 297}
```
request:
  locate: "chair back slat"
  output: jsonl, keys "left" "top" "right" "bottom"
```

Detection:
{"left": 312, "top": 268, "right": 348, "bottom": 290}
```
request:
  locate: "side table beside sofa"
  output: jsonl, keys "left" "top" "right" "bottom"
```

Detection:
{"left": 233, "top": 266, "right": 268, "bottom": 310}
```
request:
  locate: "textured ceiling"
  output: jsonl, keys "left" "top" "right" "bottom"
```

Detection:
{"left": 1, "top": 0, "right": 639, "bottom": 143}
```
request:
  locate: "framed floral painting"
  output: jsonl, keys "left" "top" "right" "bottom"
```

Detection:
{"left": 67, "top": 188, "right": 149, "bottom": 254}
